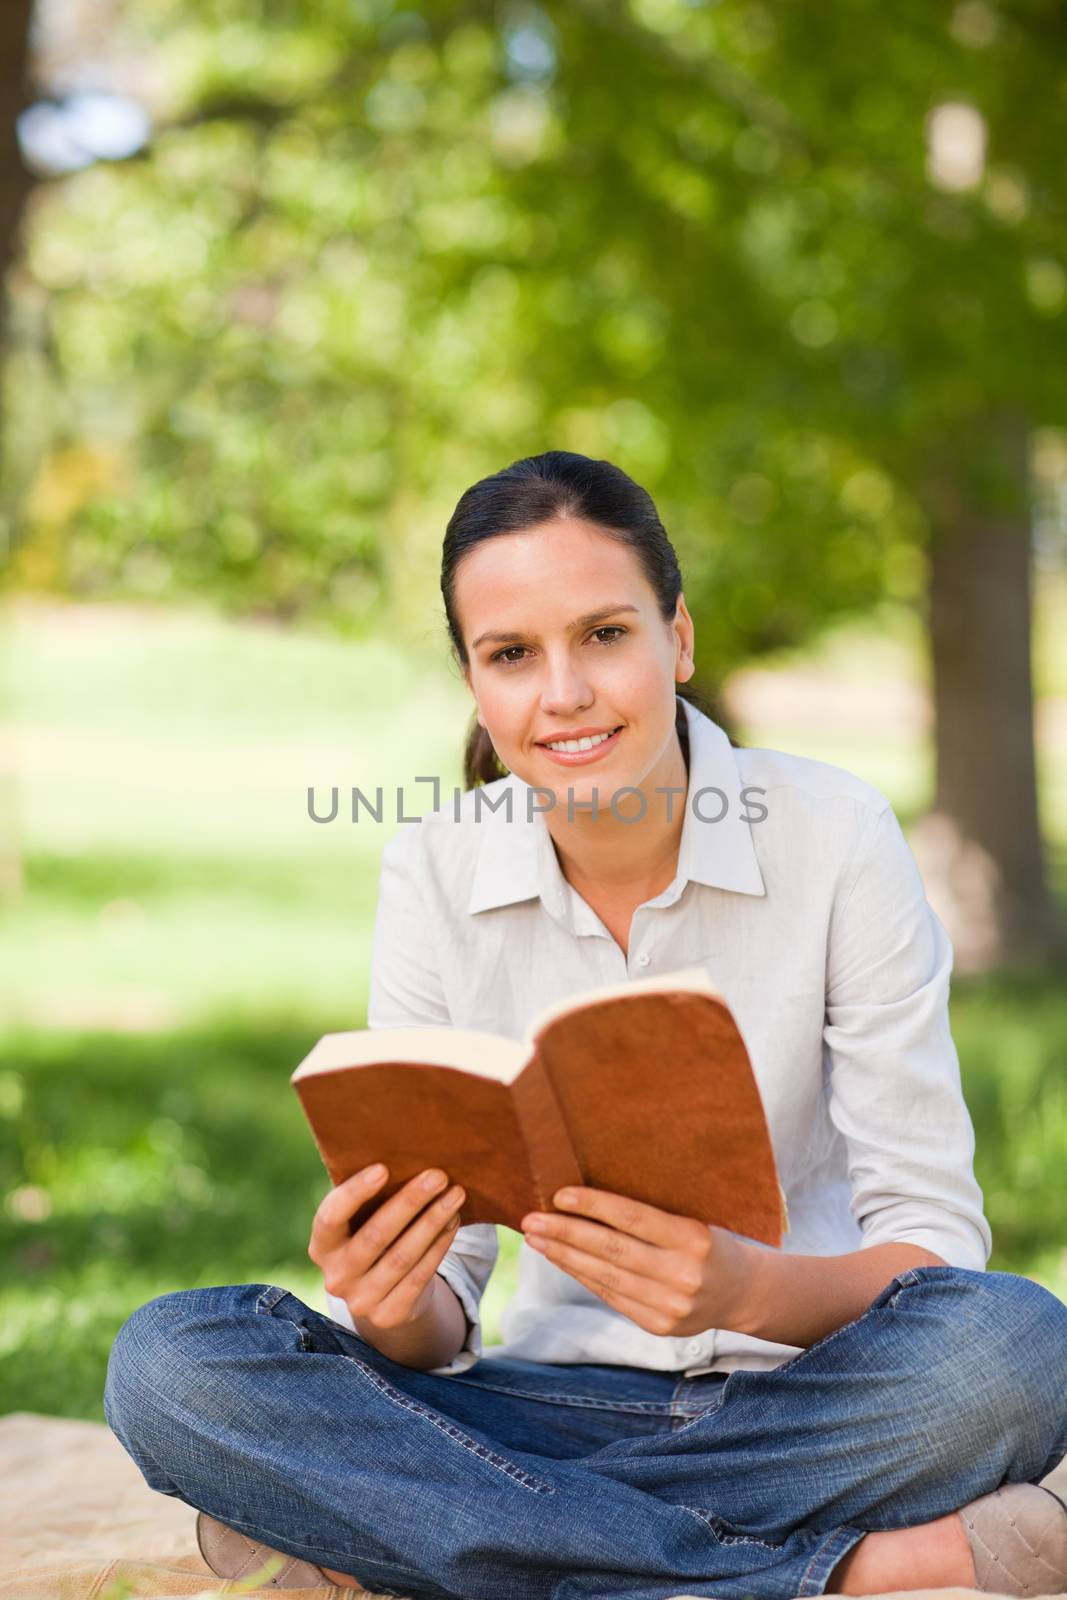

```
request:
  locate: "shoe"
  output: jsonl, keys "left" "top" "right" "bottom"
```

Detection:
{"left": 958, "top": 1481, "right": 1067, "bottom": 1595}
{"left": 196, "top": 1508, "right": 333, "bottom": 1588}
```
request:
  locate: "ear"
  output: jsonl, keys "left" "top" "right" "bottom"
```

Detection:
{"left": 673, "top": 593, "right": 696, "bottom": 682}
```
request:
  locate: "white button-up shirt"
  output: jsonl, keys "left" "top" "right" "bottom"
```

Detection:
{"left": 324, "top": 696, "right": 991, "bottom": 1377}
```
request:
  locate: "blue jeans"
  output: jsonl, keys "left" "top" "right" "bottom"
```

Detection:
{"left": 103, "top": 1265, "right": 1067, "bottom": 1600}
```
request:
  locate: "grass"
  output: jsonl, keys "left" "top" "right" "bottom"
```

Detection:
{"left": 1, "top": 592, "right": 1065, "bottom": 1422}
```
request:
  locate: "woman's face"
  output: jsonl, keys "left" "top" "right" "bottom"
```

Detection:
{"left": 456, "top": 518, "right": 695, "bottom": 806}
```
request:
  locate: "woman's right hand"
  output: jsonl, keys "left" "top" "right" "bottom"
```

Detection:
{"left": 307, "top": 1163, "right": 466, "bottom": 1338}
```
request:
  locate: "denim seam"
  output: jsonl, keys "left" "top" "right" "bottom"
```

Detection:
{"left": 671, "top": 1400, "right": 727, "bottom": 1432}
{"left": 670, "top": 1374, "right": 723, "bottom": 1425}
{"left": 254, "top": 1285, "right": 291, "bottom": 1315}
{"left": 340, "top": 1353, "right": 557, "bottom": 1495}
{"left": 446, "top": 1377, "right": 678, "bottom": 1416}
{"left": 680, "top": 1504, "right": 725, "bottom": 1543}
{"left": 680, "top": 1505, "right": 778, "bottom": 1550}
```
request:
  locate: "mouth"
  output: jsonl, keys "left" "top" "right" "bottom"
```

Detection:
{"left": 535, "top": 726, "right": 624, "bottom": 765}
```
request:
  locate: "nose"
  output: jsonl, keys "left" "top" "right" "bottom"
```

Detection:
{"left": 538, "top": 647, "right": 594, "bottom": 718}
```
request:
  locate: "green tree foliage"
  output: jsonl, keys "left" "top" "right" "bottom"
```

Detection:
{"left": 3, "top": 0, "right": 1064, "bottom": 673}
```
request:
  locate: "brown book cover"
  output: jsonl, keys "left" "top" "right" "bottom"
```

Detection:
{"left": 291, "top": 967, "right": 789, "bottom": 1245}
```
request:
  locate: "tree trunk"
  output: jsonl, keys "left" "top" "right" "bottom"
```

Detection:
{"left": 0, "top": 0, "right": 34, "bottom": 297}
{"left": 0, "top": 0, "right": 34, "bottom": 901}
{"left": 912, "top": 428, "right": 1063, "bottom": 972}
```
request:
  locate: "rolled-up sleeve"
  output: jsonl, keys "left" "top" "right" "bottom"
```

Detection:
{"left": 823, "top": 802, "right": 992, "bottom": 1272}
{"left": 322, "top": 829, "right": 499, "bottom": 1372}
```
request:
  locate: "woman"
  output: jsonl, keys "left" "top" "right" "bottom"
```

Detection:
{"left": 105, "top": 452, "right": 1067, "bottom": 1599}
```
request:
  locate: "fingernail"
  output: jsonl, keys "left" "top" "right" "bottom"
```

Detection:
{"left": 444, "top": 1186, "right": 465, "bottom": 1209}
{"left": 421, "top": 1169, "right": 446, "bottom": 1191}
{"left": 361, "top": 1163, "right": 386, "bottom": 1181}
{"left": 526, "top": 1234, "right": 546, "bottom": 1252}
{"left": 523, "top": 1214, "right": 547, "bottom": 1232}
{"left": 555, "top": 1190, "right": 578, "bottom": 1207}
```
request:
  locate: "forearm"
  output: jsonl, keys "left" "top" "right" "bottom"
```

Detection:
{"left": 354, "top": 1273, "right": 469, "bottom": 1370}
{"left": 730, "top": 1239, "right": 947, "bottom": 1349}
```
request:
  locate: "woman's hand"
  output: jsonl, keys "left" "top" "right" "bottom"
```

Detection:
{"left": 520, "top": 1186, "right": 758, "bottom": 1339}
{"left": 308, "top": 1162, "right": 466, "bottom": 1336}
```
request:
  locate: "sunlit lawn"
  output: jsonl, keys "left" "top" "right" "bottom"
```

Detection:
{"left": 2, "top": 593, "right": 1065, "bottom": 1421}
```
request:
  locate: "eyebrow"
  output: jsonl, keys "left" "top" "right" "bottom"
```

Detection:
{"left": 471, "top": 604, "right": 640, "bottom": 652}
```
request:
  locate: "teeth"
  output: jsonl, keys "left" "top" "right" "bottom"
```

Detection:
{"left": 545, "top": 730, "right": 616, "bottom": 753}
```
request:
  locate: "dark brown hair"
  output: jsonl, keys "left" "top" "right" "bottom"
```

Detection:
{"left": 441, "top": 450, "right": 722, "bottom": 788}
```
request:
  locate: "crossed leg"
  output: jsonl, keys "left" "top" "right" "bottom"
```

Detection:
{"left": 105, "top": 1266, "right": 1067, "bottom": 1600}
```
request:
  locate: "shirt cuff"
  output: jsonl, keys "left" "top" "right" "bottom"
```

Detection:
{"left": 323, "top": 1287, "right": 358, "bottom": 1333}
{"left": 859, "top": 1219, "right": 991, "bottom": 1274}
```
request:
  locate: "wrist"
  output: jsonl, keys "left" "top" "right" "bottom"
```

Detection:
{"left": 708, "top": 1230, "right": 776, "bottom": 1339}
{"left": 354, "top": 1274, "right": 467, "bottom": 1370}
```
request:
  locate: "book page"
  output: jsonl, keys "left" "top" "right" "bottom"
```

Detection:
{"left": 292, "top": 1025, "right": 528, "bottom": 1084}
{"left": 522, "top": 965, "right": 724, "bottom": 1048}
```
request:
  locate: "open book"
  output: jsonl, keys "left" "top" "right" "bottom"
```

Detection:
{"left": 291, "top": 967, "right": 788, "bottom": 1245}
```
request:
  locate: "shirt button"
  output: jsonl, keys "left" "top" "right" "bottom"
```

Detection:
{"left": 636, "top": 952, "right": 650, "bottom": 967}
{"left": 686, "top": 1340, "right": 702, "bottom": 1357}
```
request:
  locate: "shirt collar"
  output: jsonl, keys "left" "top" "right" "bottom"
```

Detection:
{"left": 466, "top": 694, "right": 766, "bottom": 916}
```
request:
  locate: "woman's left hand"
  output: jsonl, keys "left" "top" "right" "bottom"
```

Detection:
{"left": 520, "top": 1186, "right": 759, "bottom": 1338}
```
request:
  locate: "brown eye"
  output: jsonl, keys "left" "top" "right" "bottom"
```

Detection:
{"left": 492, "top": 628, "right": 624, "bottom": 664}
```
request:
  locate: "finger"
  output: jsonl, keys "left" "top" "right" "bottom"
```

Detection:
{"left": 527, "top": 1234, "right": 682, "bottom": 1316}
{"left": 355, "top": 1183, "right": 466, "bottom": 1303}
{"left": 541, "top": 1249, "right": 685, "bottom": 1337}
{"left": 309, "top": 1163, "right": 389, "bottom": 1259}
{"left": 523, "top": 1213, "right": 665, "bottom": 1278}
{"left": 371, "top": 1214, "right": 464, "bottom": 1325}
{"left": 551, "top": 1186, "right": 691, "bottom": 1248}
{"left": 344, "top": 1168, "right": 452, "bottom": 1276}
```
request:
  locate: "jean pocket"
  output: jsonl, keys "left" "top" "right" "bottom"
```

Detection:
{"left": 254, "top": 1284, "right": 315, "bottom": 1350}
{"left": 682, "top": 1505, "right": 779, "bottom": 1549}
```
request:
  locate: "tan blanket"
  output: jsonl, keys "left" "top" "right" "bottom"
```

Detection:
{"left": 2, "top": 1411, "right": 1064, "bottom": 1600}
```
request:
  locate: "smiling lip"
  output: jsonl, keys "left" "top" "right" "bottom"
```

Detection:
{"left": 535, "top": 725, "right": 621, "bottom": 743}
{"left": 536, "top": 725, "right": 624, "bottom": 765}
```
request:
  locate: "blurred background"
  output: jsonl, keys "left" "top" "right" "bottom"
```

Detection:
{"left": 1, "top": 0, "right": 1065, "bottom": 1421}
